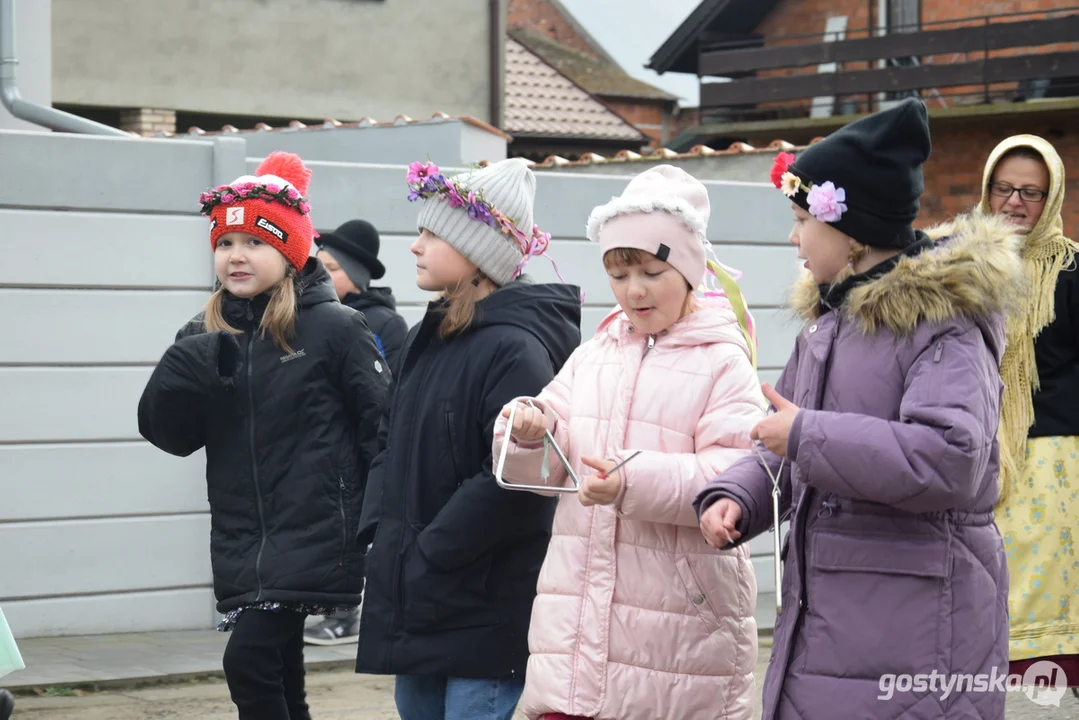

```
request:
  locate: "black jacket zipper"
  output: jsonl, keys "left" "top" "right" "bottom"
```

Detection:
{"left": 245, "top": 302, "right": 268, "bottom": 601}
{"left": 338, "top": 477, "right": 348, "bottom": 566}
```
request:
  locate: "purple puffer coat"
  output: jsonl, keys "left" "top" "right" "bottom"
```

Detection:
{"left": 696, "top": 214, "right": 1022, "bottom": 719}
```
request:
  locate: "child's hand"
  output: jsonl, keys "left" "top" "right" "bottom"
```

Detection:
{"left": 751, "top": 383, "right": 800, "bottom": 457}
{"left": 578, "top": 456, "right": 622, "bottom": 506}
{"left": 501, "top": 401, "right": 546, "bottom": 443}
{"left": 700, "top": 498, "right": 743, "bottom": 549}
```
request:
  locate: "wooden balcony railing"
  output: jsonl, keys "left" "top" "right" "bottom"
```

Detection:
{"left": 698, "top": 8, "right": 1079, "bottom": 115}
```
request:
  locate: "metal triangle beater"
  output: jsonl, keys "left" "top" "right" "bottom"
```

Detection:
{"left": 753, "top": 440, "right": 787, "bottom": 616}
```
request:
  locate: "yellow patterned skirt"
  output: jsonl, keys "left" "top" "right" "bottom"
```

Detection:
{"left": 996, "top": 435, "right": 1079, "bottom": 661}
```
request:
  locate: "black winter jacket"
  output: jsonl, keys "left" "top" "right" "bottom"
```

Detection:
{"left": 355, "top": 279, "right": 581, "bottom": 679}
{"left": 138, "top": 259, "right": 390, "bottom": 612}
{"left": 342, "top": 287, "right": 410, "bottom": 372}
{"left": 1031, "top": 264, "right": 1079, "bottom": 436}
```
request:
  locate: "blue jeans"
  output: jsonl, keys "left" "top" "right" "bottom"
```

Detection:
{"left": 394, "top": 674, "right": 524, "bottom": 720}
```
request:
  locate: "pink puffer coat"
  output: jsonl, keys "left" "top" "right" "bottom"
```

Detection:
{"left": 493, "top": 299, "right": 765, "bottom": 720}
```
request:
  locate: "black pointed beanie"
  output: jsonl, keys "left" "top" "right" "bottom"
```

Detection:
{"left": 770, "top": 98, "right": 932, "bottom": 250}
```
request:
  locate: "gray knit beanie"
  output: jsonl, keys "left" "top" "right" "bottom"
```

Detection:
{"left": 416, "top": 158, "right": 536, "bottom": 286}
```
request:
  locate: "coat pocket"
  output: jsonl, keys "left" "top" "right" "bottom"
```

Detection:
{"left": 674, "top": 555, "right": 724, "bottom": 637}
{"left": 336, "top": 475, "right": 349, "bottom": 566}
{"left": 802, "top": 531, "right": 948, "bottom": 679}
{"left": 400, "top": 526, "right": 496, "bottom": 634}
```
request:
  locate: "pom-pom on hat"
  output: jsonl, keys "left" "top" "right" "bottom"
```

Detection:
{"left": 200, "top": 151, "right": 315, "bottom": 270}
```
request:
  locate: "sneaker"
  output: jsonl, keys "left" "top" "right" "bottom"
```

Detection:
{"left": 303, "top": 616, "right": 360, "bottom": 646}
{"left": 0, "top": 689, "right": 13, "bottom": 720}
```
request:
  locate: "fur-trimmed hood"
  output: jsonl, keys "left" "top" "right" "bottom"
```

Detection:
{"left": 790, "top": 211, "right": 1024, "bottom": 336}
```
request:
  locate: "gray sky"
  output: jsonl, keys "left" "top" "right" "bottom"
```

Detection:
{"left": 559, "top": 0, "right": 703, "bottom": 106}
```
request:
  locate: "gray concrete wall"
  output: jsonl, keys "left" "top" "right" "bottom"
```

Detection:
{"left": 52, "top": 0, "right": 495, "bottom": 123}
{"left": 0, "top": 0, "right": 52, "bottom": 132}
{"left": 536, "top": 153, "right": 780, "bottom": 183}
{"left": 0, "top": 131, "right": 248, "bottom": 638}
{"left": 0, "top": 126, "right": 798, "bottom": 637}
{"left": 222, "top": 118, "right": 508, "bottom": 169}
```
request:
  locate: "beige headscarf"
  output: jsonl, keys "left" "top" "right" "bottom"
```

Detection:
{"left": 979, "top": 135, "right": 1079, "bottom": 506}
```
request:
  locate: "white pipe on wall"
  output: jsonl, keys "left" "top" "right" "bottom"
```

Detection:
{"left": 0, "top": 0, "right": 128, "bottom": 136}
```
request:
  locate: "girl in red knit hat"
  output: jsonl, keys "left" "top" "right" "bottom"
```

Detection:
{"left": 138, "top": 152, "right": 390, "bottom": 720}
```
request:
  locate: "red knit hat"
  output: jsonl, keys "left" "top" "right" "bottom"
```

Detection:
{"left": 200, "top": 152, "right": 315, "bottom": 270}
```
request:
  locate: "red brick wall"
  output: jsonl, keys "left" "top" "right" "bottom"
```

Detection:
{"left": 920, "top": 1, "right": 1079, "bottom": 105}
{"left": 506, "top": 0, "right": 601, "bottom": 58}
{"left": 672, "top": 107, "right": 701, "bottom": 141}
{"left": 753, "top": 0, "right": 873, "bottom": 113}
{"left": 757, "top": 0, "right": 869, "bottom": 41}
{"left": 604, "top": 99, "right": 667, "bottom": 147}
{"left": 917, "top": 118, "right": 1078, "bottom": 238}
{"left": 746, "top": 0, "right": 1077, "bottom": 110}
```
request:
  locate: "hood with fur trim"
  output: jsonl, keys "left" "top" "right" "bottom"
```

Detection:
{"left": 789, "top": 211, "right": 1024, "bottom": 337}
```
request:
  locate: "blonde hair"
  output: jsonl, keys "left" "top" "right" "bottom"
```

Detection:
{"left": 437, "top": 276, "right": 486, "bottom": 340}
{"left": 204, "top": 267, "right": 299, "bottom": 353}
{"left": 602, "top": 247, "right": 698, "bottom": 316}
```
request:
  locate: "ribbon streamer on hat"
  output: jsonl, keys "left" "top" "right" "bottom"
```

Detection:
{"left": 699, "top": 244, "right": 758, "bottom": 369}
{"left": 514, "top": 227, "right": 586, "bottom": 304}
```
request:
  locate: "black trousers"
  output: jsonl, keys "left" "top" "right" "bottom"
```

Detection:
{"left": 222, "top": 609, "right": 311, "bottom": 720}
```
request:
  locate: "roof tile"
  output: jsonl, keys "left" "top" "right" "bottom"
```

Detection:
{"left": 511, "top": 28, "right": 678, "bottom": 102}
{"left": 503, "top": 37, "right": 646, "bottom": 142}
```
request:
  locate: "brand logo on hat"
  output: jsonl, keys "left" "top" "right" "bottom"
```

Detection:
{"left": 256, "top": 216, "right": 288, "bottom": 243}
{"left": 226, "top": 207, "right": 245, "bottom": 226}
{"left": 655, "top": 243, "right": 671, "bottom": 262}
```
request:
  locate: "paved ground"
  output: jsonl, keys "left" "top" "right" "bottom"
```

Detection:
{"left": 3, "top": 631, "right": 1076, "bottom": 718}
{"left": 5, "top": 630, "right": 354, "bottom": 688}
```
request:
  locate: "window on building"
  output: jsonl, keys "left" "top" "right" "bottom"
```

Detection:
{"left": 885, "top": 0, "right": 920, "bottom": 100}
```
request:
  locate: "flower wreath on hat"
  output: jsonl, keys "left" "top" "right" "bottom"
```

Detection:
{"left": 406, "top": 161, "right": 574, "bottom": 290}
{"left": 770, "top": 152, "right": 847, "bottom": 224}
{"left": 199, "top": 180, "right": 311, "bottom": 217}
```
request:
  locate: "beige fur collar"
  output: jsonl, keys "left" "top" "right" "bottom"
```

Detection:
{"left": 789, "top": 212, "right": 1024, "bottom": 334}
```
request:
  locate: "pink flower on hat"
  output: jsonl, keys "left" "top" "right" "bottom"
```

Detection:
{"left": 406, "top": 161, "right": 438, "bottom": 185}
{"left": 445, "top": 180, "right": 467, "bottom": 209}
{"left": 806, "top": 181, "right": 847, "bottom": 223}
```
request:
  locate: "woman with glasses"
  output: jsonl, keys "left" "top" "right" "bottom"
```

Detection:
{"left": 981, "top": 135, "right": 1079, "bottom": 691}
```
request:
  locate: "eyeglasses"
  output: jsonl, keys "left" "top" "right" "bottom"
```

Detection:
{"left": 988, "top": 182, "right": 1048, "bottom": 203}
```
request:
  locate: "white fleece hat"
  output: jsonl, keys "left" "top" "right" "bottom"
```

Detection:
{"left": 416, "top": 158, "right": 536, "bottom": 286}
{"left": 586, "top": 164, "right": 710, "bottom": 287}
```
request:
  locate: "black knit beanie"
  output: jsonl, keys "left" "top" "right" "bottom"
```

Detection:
{"left": 771, "top": 98, "right": 932, "bottom": 249}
